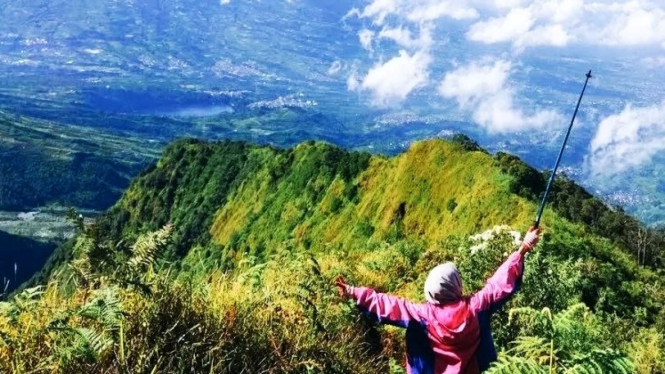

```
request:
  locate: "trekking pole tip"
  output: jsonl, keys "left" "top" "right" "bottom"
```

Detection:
{"left": 586, "top": 70, "right": 593, "bottom": 79}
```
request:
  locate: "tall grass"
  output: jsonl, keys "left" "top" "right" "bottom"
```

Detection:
{"left": 1, "top": 224, "right": 662, "bottom": 373}
{"left": 5, "top": 139, "right": 665, "bottom": 373}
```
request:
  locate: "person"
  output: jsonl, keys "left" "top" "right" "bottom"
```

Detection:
{"left": 336, "top": 227, "right": 541, "bottom": 374}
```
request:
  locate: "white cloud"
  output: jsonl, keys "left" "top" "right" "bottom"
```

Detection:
{"left": 406, "top": 1, "right": 479, "bottom": 21}
{"left": 465, "top": 0, "right": 665, "bottom": 49}
{"left": 345, "top": 0, "right": 665, "bottom": 130}
{"left": 349, "top": 0, "right": 480, "bottom": 24}
{"left": 466, "top": 8, "right": 535, "bottom": 44}
{"left": 220, "top": 0, "right": 230, "bottom": 4}
{"left": 592, "top": 3, "right": 665, "bottom": 47}
{"left": 327, "top": 61, "right": 342, "bottom": 75}
{"left": 588, "top": 102, "right": 665, "bottom": 175}
{"left": 438, "top": 59, "right": 562, "bottom": 132}
{"left": 439, "top": 60, "right": 510, "bottom": 107}
{"left": 378, "top": 25, "right": 433, "bottom": 49}
{"left": 348, "top": 0, "right": 665, "bottom": 51}
{"left": 354, "top": 50, "right": 431, "bottom": 106}
{"left": 358, "top": 29, "right": 375, "bottom": 51}
{"left": 465, "top": 0, "right": 581, "bottom": 49}
{"left": 347, "top": 71, "right": 360, "bottom": 91}
{"left": 540, "top": 0, "right": 584, "bottom": 23}
{"left": 516, "top": 24, "right": 571, "bottom": 48}
{"left": 346, "top": 0, "right": 398, "bottom": 25}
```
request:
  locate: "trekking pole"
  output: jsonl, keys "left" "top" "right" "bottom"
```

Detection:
{"left": 533, "top": 70, "right": 592, "bottom": 228}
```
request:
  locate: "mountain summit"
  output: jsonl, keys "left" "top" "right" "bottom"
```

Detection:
{"left": 4, "top": 137, "right": 663, "bottom": 372}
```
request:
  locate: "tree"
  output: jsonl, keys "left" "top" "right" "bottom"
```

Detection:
{"left": 635, "top": 227, "right": 654, "bottom": 267}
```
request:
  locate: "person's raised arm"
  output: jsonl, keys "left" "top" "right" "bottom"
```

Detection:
{"left": 469, "top": 228, "right": 540, "bottom": 312}
{"left": 336, "top": 276, "right": 421, "bottom": 328}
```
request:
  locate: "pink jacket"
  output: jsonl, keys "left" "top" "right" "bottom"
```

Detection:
{"left": 348, "top": 250, "right": 525, "bottom": 373}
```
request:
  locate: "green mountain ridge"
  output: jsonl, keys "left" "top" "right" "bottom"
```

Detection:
{"left": 3, "top": 136, "right": 665, "bottom": 373}
{"left": 91, "top": 136, "right": 657, "bottom": 269}
{"left": 0, "top": 110, "right": 154, "bottom": 211}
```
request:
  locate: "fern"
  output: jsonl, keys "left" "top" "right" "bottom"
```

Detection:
{"left": 127, "top": 223, "right": 173, "bottom": 270}
{"left": 564, "top": 349, "right": 634, "bottom": 374}
{"left": 77, "top": 327, "right": 112, "bottom": 357}
{"left": 69, "top": 256, "right": 95, "bottom": 286}
{"left": 62, "top": 327, "right": 113, "bottom": 364}
{"left": 485, "top": 355, "right": 547, "bottom": 373}
{"left": 79, "top": 286, "right": 123, "bottom": 332}
{"left": 508, "top": 306, "right": 554, "bottom": 338}
{"left": 510, "top": 336, "right": 556, "bottom": 366}
{"left": 54, "top": 326, "right": 113, "bottom": 369}
{"left": 505, "top": 303, "right": 635, "bottom": 373}
{"left": 0, "top": 286, "right": 44, "bottom": 322}
{"left": 552, "top": 303, "right": 590, "bottom": 337}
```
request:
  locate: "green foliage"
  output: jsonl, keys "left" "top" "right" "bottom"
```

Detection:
{"left": 566, "top": 350, "right": 633, "bottom": 374}
{"left": 486, "top": 356, "right": 546, "bottom": 373}
{"left": 53, "top": 288, "right": 123, "bottom": 369}
{"left": 446, "top": 197, "right": 458, "bottom": 212}
{"left": 90, "top": 139, "right": 371, "bottom": 263}
{"left": 0, "top": 109, "right": 160, "bottom": 211}
{"left": 495, "top": 152, "right": 546, "bottom": 200}
{"left": 488, "top": 304, "right": 634, "bottom": 373}
{"left": 519, "top": 250, "right": 583, "bottom": 311}
{"left": 355, "top": 219, "right": 375, "bottom": 238}
{"left": 0, "top": 144, "right": 145, "bottom": 211}
{"left": 629, "top": 328, "right": 665, "bottom": 373}
{"left": 0, "top": 286, "right": 44, "bottom": 322}
{"left": 486, "top": 351, "right": 633, "bottom": 374}
{"left": 449, "top": 133, "right": 487, "bottom": 154}
{"left": 78, "top": 287, "right": 123, "bottom": 332}
{"left": 495, "top": 150, "right": 665, "bottom": 267}
{"left": 9, "top": 138, "right": 665, "bottom": 373}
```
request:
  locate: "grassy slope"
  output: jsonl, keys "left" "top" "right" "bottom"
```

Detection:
{"left": 5, "top": 137, "right": 664, "bottom": 373}
{"left": 204, "top": 140, "right": 657, "bottom": 319}
{"left": 208, "top": 139, "right": 532, "bottom": 254}
{"left": 93, "top": 137, "right": 661, "bottom": 323}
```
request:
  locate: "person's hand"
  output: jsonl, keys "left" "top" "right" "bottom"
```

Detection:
{"left": 335, "top": 275, "right": 350, "bottom": 298}
{"left": 520, "top": 227, "right": 541, "bottom": 254}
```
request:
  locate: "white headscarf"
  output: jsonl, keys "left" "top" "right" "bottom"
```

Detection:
{"left": 424, "top": 262, "right": 463, "bottom": 305}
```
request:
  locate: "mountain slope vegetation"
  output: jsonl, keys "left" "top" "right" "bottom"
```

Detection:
{"left": 2, "top": 137, "right": 664, "bottom": 373}
{"left": 0, "top": 111, "right": 153, "bottom": 211}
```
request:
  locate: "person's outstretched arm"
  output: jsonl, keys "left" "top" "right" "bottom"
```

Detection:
{"left": 336, "top": 277, "right": 421, "bottom": 328}
{"left": 469, "top": 228, "right": 540, "bottom": 312}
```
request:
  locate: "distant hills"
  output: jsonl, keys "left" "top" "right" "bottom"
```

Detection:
{"left": 0, "top": 0, "right": 358, "bottom": 107}
{"left": 0, "top": 110, "right": 153, "bottom": 211}
{"left": 1, "top": 0, "right": 663, "bottom": 225}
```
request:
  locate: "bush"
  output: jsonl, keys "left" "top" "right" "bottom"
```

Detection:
{"left": 446, "top": 197, "right": 458, "bottom": 213}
